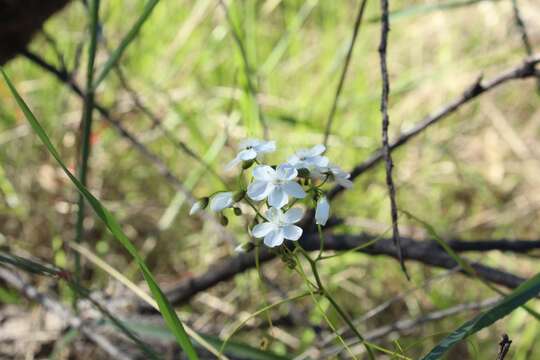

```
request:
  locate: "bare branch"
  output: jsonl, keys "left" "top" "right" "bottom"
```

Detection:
{"left": 144, "top": 234, "right": 539, "bottom": 309}
{"left": 378, "top": 0, "right": 407, "bottom": 277}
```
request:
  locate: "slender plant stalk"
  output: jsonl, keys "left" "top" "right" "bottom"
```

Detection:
{"left": 74, "top": 0, "right": 100, "bottom": 308}
{"left": 295, "top": 245, "right": 375, "bottom": 359}
{"left": 291, "top": 251, "right": 358, "bottom": 359}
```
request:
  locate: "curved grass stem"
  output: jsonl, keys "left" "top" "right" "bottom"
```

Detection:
{"left": 294, "top": 244, "right": 375, "bottom": 359}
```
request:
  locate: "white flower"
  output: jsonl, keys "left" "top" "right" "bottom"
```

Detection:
{"left": 247, "top": 164, "right": 306, "bottom": 208}
{"left": 252, "top": 207, "right": 304, "bottom": 247}
{"left": 189, "top": 198, "right": 208, "bottom": 215}
{"left": 209, "top": 192, "right": 234, "bottom": 212}
{"left": 225, "top": 139, "right": 276, "bottom": 170}
{"left": 327, "top": 164, "right": 353, "bottom": 188}
{"left": 287, "top": 144, "right": 329, "bottom": 173}
{"left": 315, "top": 196, "right": 330, "bottom": 226}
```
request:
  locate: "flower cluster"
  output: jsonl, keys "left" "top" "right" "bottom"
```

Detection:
{"left": 190, "top": 139, "right": 352, "bottom": 249}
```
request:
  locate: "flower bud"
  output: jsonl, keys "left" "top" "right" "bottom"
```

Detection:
{"left": 189, "top": 197, "right": 209, "bottom": 215}
{"left": 315, "top": 196, "right": 330, "bottom": 226}
{"left": 233, "top": 190, "right": 246, "bottom": 202}
{"left": 242, "top": 159, "right": 255, "bottom": 169}
{"left": 297, "top": 168, "right": 311, "bottom": 178}
{"left": 220, "top": 214, "right": 229, "bottom": 226}
{"left": 286, "top": 258, "right": 297, "bottom": 269}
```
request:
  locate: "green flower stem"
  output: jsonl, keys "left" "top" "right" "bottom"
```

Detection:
{"left": 244, "top": 198, "right": 268, "bottom": 221}
{"left": 291, "top": 250, "right": 357, "bottom": 359}
{"left": 294, "top": 244, "right": 375, "bottom": 360}
{"left": 254, "top": 244, "right": 274, "bottom": 332}
{"left": 316, "top": 224, "right": 325, "bottom": 260}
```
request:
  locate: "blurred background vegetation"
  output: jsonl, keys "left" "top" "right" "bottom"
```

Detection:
{"left": 1, "top": 0, "right": 540, "bottom": 358}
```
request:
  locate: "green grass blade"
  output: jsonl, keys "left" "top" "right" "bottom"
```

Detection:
{"left": 93, "top": 0, "right": 160, "bottom": 89}
{"left": 1, "top": 68, "right": 199, "bottom": 360}
{"left": 0, "top": 251, "right": 60, "bottom": 277}
{"left": 74, "top": 0, "right": 100, "bottom": 308}
{"left": 421, "top": 271, "right": 540, "bottom": 359}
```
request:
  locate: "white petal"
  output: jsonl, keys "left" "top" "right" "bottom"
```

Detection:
{"left": 247, "top": 181, "right": 273, "bottom": 201}
{"left": 209, "top": 192, "right": 234, "bottom": 212}
{"left": 312, "top": 155, "right": 329, "bottom": 168}
{"left": 252, "top": 165, "right": 276, "bottom": 181}
{"left": 308, "top": 144, "right": 326, "bottom": 156}
{"left": 282, "top": 225, "right": 302, "bottom": 241}
{"left": 252, "top": 222, "right": 276, "bottom": 238}
{"left": 254, "top": 140, "right": 276, "bottom": 153}
{"left": 264, "top": 229, "right": 284, "bottom": 247}
{"left": 315, "top": 197, "right": 330, "bottom": 226}
{"left": 239, "top": 138, "right": 261, "bottom": 149}
{"left": 287, "top": 155, "right": 301, "bottom": 167}
{"left": 238, "top": 148, "right": 257, "bottom": 161}
{"left": 268, "top": 187, "right": 288, "bottom": 208}
{"left": 283, "top": 207, "right": 304, "bottom": 224}
{"left": 265, "top": 207, "right": 283, "bottom": 222}
{"left": 276, "top": 163, "right": 298, "bottom": 180}
{"left": 282, "top": 181, "right": 306, "bottom": 199}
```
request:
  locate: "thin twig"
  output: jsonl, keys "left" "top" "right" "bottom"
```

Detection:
{"left": 510, "top": 0, "right": 532, "bottom": 56}
{"left": 378, "top": 0, "right": 407, "bottom": 278}
{"left": 322, "top": 0, "right": 368, "bottom": 146}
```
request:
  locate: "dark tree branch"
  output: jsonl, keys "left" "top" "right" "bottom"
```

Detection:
{"left": 143, "top": 234, "right": 540, "bottom": 310}
{"left": 377, "top": 0, "right": 407, "bottom": 278}
{"left": 323, "top": 0, "right": 369, "bottom": 146}
{"left": 326, "top": 54, "right": 540, "bottom": 201}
